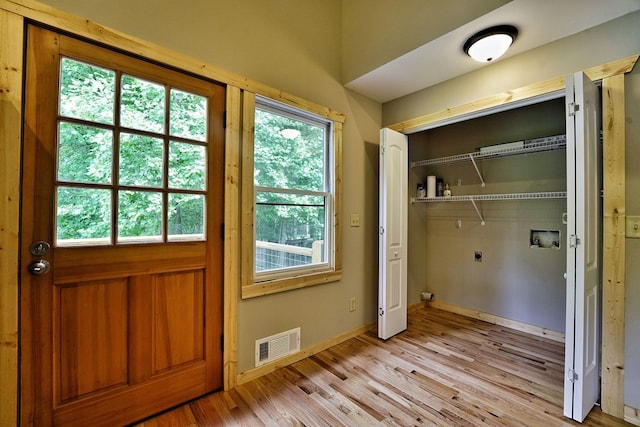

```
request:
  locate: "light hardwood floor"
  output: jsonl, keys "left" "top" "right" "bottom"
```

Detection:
{"left": 136, "top": 307, "right": 632, "bottom": 426}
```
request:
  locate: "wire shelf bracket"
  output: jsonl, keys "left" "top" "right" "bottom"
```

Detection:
{"left": 469, "top": 198, "right": 485, "bottom": 225}
{"left": 468, "top": 154, "right": 485, "bottom": 187}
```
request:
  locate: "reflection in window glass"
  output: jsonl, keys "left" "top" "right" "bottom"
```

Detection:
{"left": 56, "top": 187, "right": 111, "bottom": 245}
{"left": 254, "top": 109, "right": 325, "bottom": 192}
{"left": 169, "top": 142, "right": 206, "bottom": 190}
{"left": 168, "top": 193, "right": 205, "bottom": 241}
{"left": 170, "top": 89, "right": 207, "bottom": 141}
{"left": 118, "top": 191, "right": 163, "bottom": 242}
{"left": 120, "top": 75, "right": 165, "bottom": 133}
{"left": 119, "top": 133, "right": 163, "bottom": 187}
{"left": 59, "top": 58, "right": 115, "bottom": 124}
{"left": 57, "top": 122, "right": 113, "bottom": 184}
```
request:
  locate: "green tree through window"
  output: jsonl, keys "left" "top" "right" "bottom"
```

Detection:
{"left": 254, "top": 99, "right": 331, "bottom": 273}
{"left": 56, "top": 57, "right": 209, "bottom": 245}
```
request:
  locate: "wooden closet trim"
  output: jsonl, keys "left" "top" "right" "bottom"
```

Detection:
{"left": 387, "top": 54, "right": 638, "bottom": 419}
{"left": 387, "top": 55, "right": 638, "bottom": 134}
{"left": 602, "top": 73, "right": 626, "bottom": 419}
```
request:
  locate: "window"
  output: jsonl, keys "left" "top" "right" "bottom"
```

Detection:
{"left": 55, "top": 57, "right": 209, "bottom": 246}
{"left": 242, "top": 95, "right": 343, "bottom": 298}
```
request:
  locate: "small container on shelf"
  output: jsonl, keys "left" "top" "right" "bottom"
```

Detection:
{"left": 443, "top": 183, "right": 452, "bottom": 197}
{"left": 426, "top": 175, "right": 436, "bottom": 198}
{"left": 436, "top": 178, "right": 444, "bottom": 197}
{"left": 417, "top": 183, "right": 426, "bottom": 198}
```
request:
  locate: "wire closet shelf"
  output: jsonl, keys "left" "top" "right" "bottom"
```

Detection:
{"left": 410, "top": 134, "right": 566, "bottom": 168}
{"left": 410, "top": 134, "right": 567, "bottom": 224}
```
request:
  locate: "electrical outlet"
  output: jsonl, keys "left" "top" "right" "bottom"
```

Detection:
{"left": 349, "top": 297, "right": 356, "bottom": 312}
{"left": 627, "top": 216, "right": 640, "bottom": 238}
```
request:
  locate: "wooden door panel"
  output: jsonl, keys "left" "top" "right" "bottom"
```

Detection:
{"left": 153, "top": 270, "right": 205, "bottom": 373}
{"left": 54, "top": 244, "right": 206, "bottom": 284}
{"left": 54, "top": 363, "right": 207, "bottom": 427}
{"left": 21, "top": 25, "right": 224, "bottom": 426}
{"left": 57, "top": 279, "right": 128, "bottom": 403}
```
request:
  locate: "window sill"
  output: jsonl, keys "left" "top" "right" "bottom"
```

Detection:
{"left": 241, "top": 269, "right": 342, "bottom": 299}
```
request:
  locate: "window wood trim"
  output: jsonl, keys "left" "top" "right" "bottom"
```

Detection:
{"left": 223, "top": 85, "right": 241, "bottom": 390}
{"left": 241, "top": 91, "right": 343, "bottom": 299}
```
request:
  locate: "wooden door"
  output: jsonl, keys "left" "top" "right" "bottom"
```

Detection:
{"left": 378, "top": 128, "right": 408, "bottom": 340}
{"left": 564, "top": 71, "right": 600, "bottom": 422}
{"left": 20, "top": 26, "right": 225, "bottom": 426}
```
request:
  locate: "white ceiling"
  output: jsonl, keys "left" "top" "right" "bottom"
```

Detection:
{"left": 344, "top": 0, "right": 640, "bottom": 103}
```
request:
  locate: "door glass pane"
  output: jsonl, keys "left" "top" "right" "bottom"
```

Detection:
{"left": 55, "top": 57, "right": 211, "bottom": 247}
{"left": 56, "top": 187, "right": 111, "bottom": 246}
{"left": 169, "top": 142, "right": 206, "bottom": 190}
{"left": 58, "top": 122, "right": 113, "bottom": 184}
{"left": 59, "top": 58, "right": 115, "bottom": 124}
{"left": 120, "top": 75, "right": 165, "bottom": 133}
{"left": 118, "top": 191, "right": 163, "bottom": 242}
{"left": 170, "top": 89, "right": 207, "bottom": 141}
{"left": 168, "top": 193, "right": 205, "bottom": 241}
{"left": 119, "top": 133, "right": 163, "bottom": 187}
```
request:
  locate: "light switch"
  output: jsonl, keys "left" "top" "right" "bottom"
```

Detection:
{"left": 627, "top": 216, "right": 640, "bottom": 238}
{"left": 350, "top": 213, "right": 360, "bottom": 227}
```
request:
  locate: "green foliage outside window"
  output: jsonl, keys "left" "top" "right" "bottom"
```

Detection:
{"left": 56, "top": 58, "right": 208, "bottom": 245}
{"left": 254, "top": 104, "right": 330, "bottom": 271}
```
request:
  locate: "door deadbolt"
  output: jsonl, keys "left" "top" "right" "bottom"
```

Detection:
{"left": 29, "top": 241, "right": 51, "bottom": 256}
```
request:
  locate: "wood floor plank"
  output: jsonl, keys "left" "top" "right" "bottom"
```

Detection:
{"left": 135, "top": 307, "right": 633, "bottom": 426}
{"left": 258, "top": 368, "right": 345, "bottom": 426}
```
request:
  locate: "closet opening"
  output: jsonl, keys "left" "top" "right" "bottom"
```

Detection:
{"left": 401, "top": 83, "right": 603, "bottom": 422}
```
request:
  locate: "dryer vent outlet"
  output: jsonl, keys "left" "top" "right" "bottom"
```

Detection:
{"left": 421, "top": 292, "right": 434, "bottom": 302}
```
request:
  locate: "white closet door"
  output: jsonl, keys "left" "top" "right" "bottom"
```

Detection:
{"left": 378, "top": 128, "right": 408, "bottom": 340}
{"left": 564, "top": 71, "right": 600, "bottom": 422}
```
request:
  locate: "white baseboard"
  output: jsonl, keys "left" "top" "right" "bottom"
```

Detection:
{"left": 626, "top": 405, "right": 640, "bottom": 426}
{"left": 425, "top": 300, "right": 565, "bottom": 343}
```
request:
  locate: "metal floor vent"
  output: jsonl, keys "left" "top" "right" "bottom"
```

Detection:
{"left": 255, "top": 327, "right": 300, "bottom": 367}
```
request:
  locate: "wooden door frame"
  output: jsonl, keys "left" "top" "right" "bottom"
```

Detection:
{"left": 0, "top": 8, "right": 23, "bottom": 427}
{"left": 386, "top": 57, "right": 636, "bottom": 420}
{"left": 0, "top": 0, "right": 635, "bottom": 424}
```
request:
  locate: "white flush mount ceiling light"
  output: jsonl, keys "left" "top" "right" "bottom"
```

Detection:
{"left": 463, "top": 25, "right": 518, "bottom": 63}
